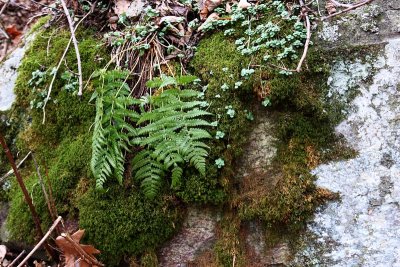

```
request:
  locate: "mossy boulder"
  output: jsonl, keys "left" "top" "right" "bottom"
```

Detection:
{"left": 78, "top": 186, "right": 181, "bottom": 266}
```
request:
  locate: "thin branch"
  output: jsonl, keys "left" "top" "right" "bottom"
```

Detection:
{"left": 0, "top": 0, "right": 9, "bottom": 16}
{"left": 9, "top": 250, "right": 25, "bottom": 267}
{"left": 42, "top": 7, "right": 93, "bottom": 123}
{"left": 322, "top": 0, "right": 374, "bottom": 20}
{"left": 0, "top": 151, "right": 31, "bottom": 182}
{"left": 59, "top": 0, "right": 83, "bottom": 96}
{"left": 296, "top": 0, "right": 311, "bottom": 72}
{"left": 17, "top": 216, "right": 63, "bottom": 267}
{"left": 329, "top": 0, "right": 353, "bottom": 8}
{"left": 0, "top": 134, "right": 57, "bottom": 261}
{"left": 32, "top": 153, "right": 57, "bottom": 223}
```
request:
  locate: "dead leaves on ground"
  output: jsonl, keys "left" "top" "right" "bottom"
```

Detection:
{"left": 56, "top": 230, "right": 102, "bottom": 267}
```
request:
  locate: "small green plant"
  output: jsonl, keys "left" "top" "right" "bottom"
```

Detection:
{"left": 215, "top": 158, "right": 225, "bottom": 168}
{"left": 131, "top": 75, "right": 214, "bottom": 198}
{"left": 91, "top": 70, "right": 139, "bottom": 189}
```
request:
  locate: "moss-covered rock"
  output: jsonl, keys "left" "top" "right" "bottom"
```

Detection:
{"left": 6, "top": 23, "right": 107, "bottom": 242}
{"left": 77, "top": 186, "right": 181, "bottom": 266}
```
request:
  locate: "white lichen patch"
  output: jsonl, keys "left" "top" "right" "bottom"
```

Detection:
{"left": 0, "top": 47, "right": 25, "bottom": 111}
{"left": 318, "top": 22, "right": 341, "bottom": 42}
{"left": 293, "top": 38, "right": 400, "bottom": 266}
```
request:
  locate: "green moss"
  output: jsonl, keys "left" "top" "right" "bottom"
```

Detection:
{"left": 7, "top": 26, "right": 108, "bottom": 243}
{"left": 6, "top": 134, "right": 93, "bottom": 242}
{"left": 179, "top": 32, "right": 254, "bottom": 204}
{"left": 214, "top": 213, "right": 245, "bottom": 267}
{"left": 77, "top": 186, "right": 181, "bottom": 266}
{"left": 28, "top": 16, "right": 51, "bottom": 35}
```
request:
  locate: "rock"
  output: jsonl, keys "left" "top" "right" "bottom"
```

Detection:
{"left": 0, "top": 47, "right": 24, "bottom": 111}
{"left": 293, "top": 16, "right": 400, "bottom": 265}
{"left": 0, "top": 32, "right": 36, "bottom": 111}
{"left": 158, "top": 207, "right": 219, "bottom": 266}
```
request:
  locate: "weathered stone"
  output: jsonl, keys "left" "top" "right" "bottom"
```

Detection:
{"left": 158, "top": 207, "right": 219, "bottom": 266}
{"left": 293, "top": 1, "right": 400, "bottom": 263}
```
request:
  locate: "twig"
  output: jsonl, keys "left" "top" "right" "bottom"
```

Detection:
{"left": 59, "top": 0, "right": 82, "bottom": 97}
{"left": 0, "top": 0, "right": 10, "bottom": 16}
{"left": 0, "top": 134, "right": 57, "bottom": 261}
{"left": 329, "top": 0, "right": 352, "bottom": 8}
{"left": 32, "top": 153, "right": 57, "bottom": 222}
{"left": 0, "top": 0, "right": 10, "bottom": 61}
{"left": 296, "top": 0, "right": 311, "bottom": 72}
{"left": 17, "top": 216, "right": 63, "bottom": 267}
{"left": 0, "top": 151, "right": 31, "bottom": 182}
{"left": 42, "top": 7, "right": 93, "bottom": 123}
{"left": 322, "top": 0, "right": 374, "bottom": 20}
{"left": 9, "top": 250, "right": 25, "bottom": 267}
{"left": 62, "top": 233, "right": 105, "bottom": 267}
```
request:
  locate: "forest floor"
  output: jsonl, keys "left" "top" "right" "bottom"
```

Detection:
{"left": 0, "top": 0, "right": 52, "bottom": 59}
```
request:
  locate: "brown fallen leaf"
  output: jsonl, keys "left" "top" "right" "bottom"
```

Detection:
{"left": 5, "top": 25, "right": 22, "bottom": 40}
{"left": 56, "top": 230, "right": 101, "bottom": 267}
{"left": 198, "top": 12, "right": 219, "bottom": 31}
{"left": 326, "top": 0, "right": 337, "bottom": 14}
{"left": 200, "top": 0, "right": 222, "bottom": 21}
{"left": 238, "top": 0, "right": 251, "bottom": 9}
{"left": 114, "top": 0, "right": 146, "bottom": 18}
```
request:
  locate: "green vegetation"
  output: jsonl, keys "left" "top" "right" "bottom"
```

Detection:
{"left": 131, "top": 76, "right": 213, "bottom": 198}
{"left": 6, "top": 24, "right": 107, "bottom": 241}
{"left": 2, "top": 0, "right": 366, "bottom": 265}
{"left": 77, "top": 186, "right": 181, "bottom": 266}
{"left": 91, "top": 70, "right": 137, "bottom": 189}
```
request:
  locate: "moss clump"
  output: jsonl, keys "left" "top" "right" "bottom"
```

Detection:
{"left": 179, "top": 32, "right": 254, "bottom": 204}
{"left": 7, "top": 134, "right": 92, "bottom": 242}
{"left": 214, "top": 213, "right": 245, "bottom": 267}
{"left": 6, "top": 24, "right": 108, "bottom": 242}
{"left": 77, "top": 186, "right": 181, "bottom": 266}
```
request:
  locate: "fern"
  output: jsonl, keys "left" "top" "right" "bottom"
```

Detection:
{"left": 91, "top": 70, "right": 140, "bottom": 189}
{"left": 131, "top": 76, "right": 213, "bottom": 199}
{"left": 91, "top": 72, "right": 213, "bottom": 198}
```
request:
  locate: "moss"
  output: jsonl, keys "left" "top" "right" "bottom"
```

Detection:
{"left": 178, "top": 32, "right": 254, "bottom": 204}
{"left": 214, "top": 213, "right": 245, "bottom": 267}
{"left": 77, "top": 186, "right": 182, "bottom": 266}
{"left": 6, "top": 134, "right": 93, "bottom": 242}
{"left": 28, "top": 15, "right": 51, "bottom": 35}
{"left": 7, "top": 26, "right": 108, "bottom": 243}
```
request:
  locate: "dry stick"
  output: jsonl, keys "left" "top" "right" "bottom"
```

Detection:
{"left": 296, "top": 0, "right": 311, "bottom": 72}
{"left": 32, "top": 153, "right": 57, "bottom": 222}
{"left": 0, "top": 134, "right": 57, "bottom": 261}
{"left": 42, "top": 9, "right": 92, "bottom": 124}
{"left": 17, "top": 216, "right": 63, "bottom": 267}
{"left": 59, "top": 0, "right": 83, "bottom": 97}
{"left": 9, "top": 250, "right": 26, "bottom": 267}
{"left": 0, "top": 0, "right": 10, "bottom": 62}
{"left": 329, "top": 0, "right": 353, "bottom": 8}
{"left": 61, "top": 233, "right": 105, "bottom": 267}
{"left": 322, "top": 0, "right": 374, "bottom": 20}
{"left": 0, "top": 151, "right": 32, "bottom": 182}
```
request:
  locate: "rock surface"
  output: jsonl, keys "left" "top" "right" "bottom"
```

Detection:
{"left": 292, "top": 1, "right": 400, "bottom": 263}
{"left": 0, "top": 34, "right": 34, "bottom": 111}
{"left": 0, "top": 47, "right": 24, "bottom": 111}
{"left": 158, "top": 207, "right": 219, "bottom": 267}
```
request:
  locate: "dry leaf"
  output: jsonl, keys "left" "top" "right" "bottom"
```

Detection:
{"left": 56, "top": 230, "right": 101, "bottom": 267}
{"left": 225, "top": 2, "right": 232, "bottom": 13}
{"left": 0, "top": 245, "right": 6, "bottom": 262}
{"left": 5, "top": 25, "right": 22, "bottom": 40}
{"left": 159, "top": 16, "right": 184, "bottom": 25}
{"left": 114, "top": 0, "right": 146, "bottom": 18}
{"left": 200, "top": 0, "right": 222, "bottom": 20}
{"left": 238, "top": 0, "right": 251, "bottom": 9}
{"left": 326, "top": 0, "right": 337, "bottom": 14}
{"left": 198, "top": 12, "right": 219, "bottom": 31}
